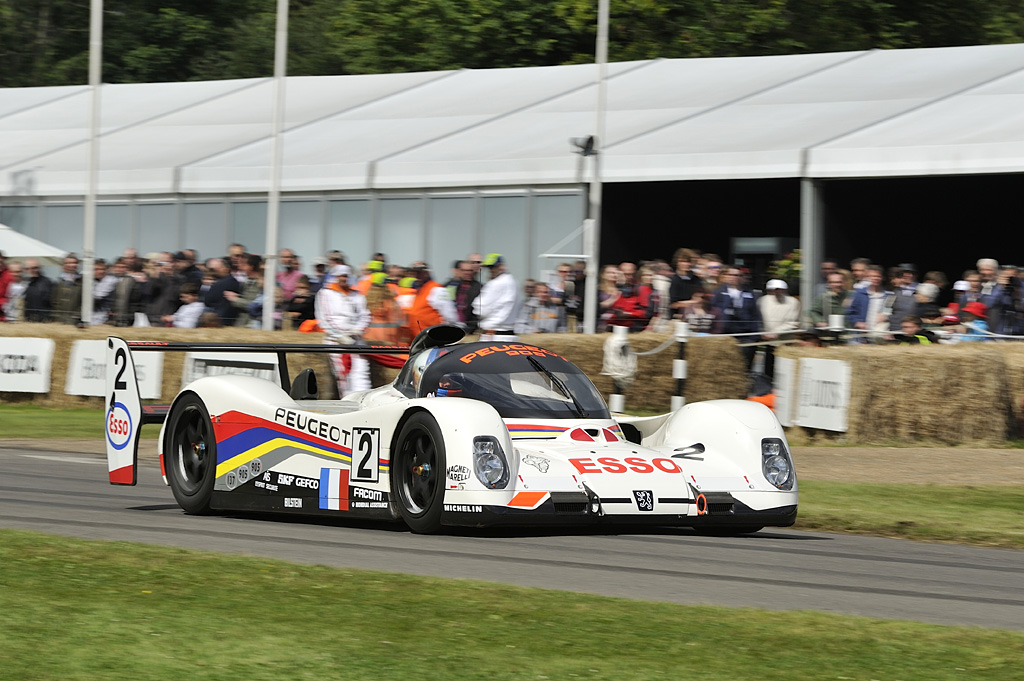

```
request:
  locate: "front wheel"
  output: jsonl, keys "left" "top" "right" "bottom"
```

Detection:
{"left": 391, "top": 412, "right": 446, "bottom": 533}
{"left": 164, "top": 392, "right": 217, "bottom": 514}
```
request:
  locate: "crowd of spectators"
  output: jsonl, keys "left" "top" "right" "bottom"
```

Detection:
{"left": 1, "top": 246, "right": 1020, "bottom": 356}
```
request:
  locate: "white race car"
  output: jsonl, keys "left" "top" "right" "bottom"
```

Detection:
{"left": 105, "top": 325, "right": 797, "bottom": 533}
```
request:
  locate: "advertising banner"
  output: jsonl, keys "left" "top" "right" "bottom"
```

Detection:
{"left": 772, "top": 356, "right": 796, "bottom": 427}
{"left": 66, "top": 340, "right": 164, "bottom": 399}
{"left": 795, "top": 358, "right": 851, "bottom": 432}
{"left": 0, "top": 337, "right": 55, "bottom": 393}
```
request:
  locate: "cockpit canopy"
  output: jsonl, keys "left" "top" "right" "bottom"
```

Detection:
{"left": 394, "top": 342, "right": 610, "bottom": 420}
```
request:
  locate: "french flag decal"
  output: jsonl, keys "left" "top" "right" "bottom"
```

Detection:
{"left": 319, "top": 468, "right": 350, "bottom": 511}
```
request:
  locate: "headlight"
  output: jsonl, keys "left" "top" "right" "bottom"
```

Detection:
{"left": 761, "top": 438, "right": 795, "bottom": 490}
{"left": 473, "top": 436, "right": 509, "bottom": 489}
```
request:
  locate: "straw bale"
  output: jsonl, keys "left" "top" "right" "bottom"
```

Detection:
{"left": 0, "top": 325, "right": 751, "bottom": 413}
{"left": 0, "top": 324, "right": 335, "bottom": 408}
{"left": 777, "top": 343, "right": 1011, "bottom": 445}
{"left": 519, "top": 332, "right": 747, "bottom": 411}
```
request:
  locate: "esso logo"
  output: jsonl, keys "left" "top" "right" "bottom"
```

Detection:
{"left": 106, "top": 402, "right": 133, "bottom": 451}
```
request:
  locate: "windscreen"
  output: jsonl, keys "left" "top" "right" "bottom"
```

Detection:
{"left": 417, "top": 343, "right": 610, "bottom": 419}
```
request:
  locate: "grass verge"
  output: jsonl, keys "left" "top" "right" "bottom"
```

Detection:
{"left": 2, "top": 529, "right": 1022, "bottom": 681}
{"left": 0, "top": 404, "right": 158, "bottom": 439}
{"left": 795, "top": 481, "right": 1024, "bottom": 549}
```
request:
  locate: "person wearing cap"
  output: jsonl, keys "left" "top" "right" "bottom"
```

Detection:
{"left": 404, "top": 262, "right": 458, "bottom": 338}
{"left": 354, "top": 259, "right": 386, "bottom": 296}
{"left": 757, "top": 279, "right": 800, "bottom": 377}
{"left": 473, "top": 253, "right": 519, "bottom": 341}
{"left": 315, "top": 264, "right": 372, "bottom": 395}
{"left": 957, "top": 301, "right": 991, "bottom": 341}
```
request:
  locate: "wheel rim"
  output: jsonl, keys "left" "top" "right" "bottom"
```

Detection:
{"left": 399, "top": 426, "right": 438, "bottom": 516}
{"left": 173, "top": 405, "right": 211, "bottom": 495}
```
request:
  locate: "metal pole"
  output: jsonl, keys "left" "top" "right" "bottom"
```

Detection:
{"left": 82, "top": 0, "right": 103, "bottom": 326}
{"left": 263, "top": 0, "right": 289, "bottom": 330}
{"left": 799, "top": 178, "right": 823, "bottom": 326}
{"left": 582, "top": 0, "right": 609, "bottom": 335}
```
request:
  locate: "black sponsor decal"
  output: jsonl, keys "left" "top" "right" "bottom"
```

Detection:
{"left": 274, "top": 472, "right": 320, "bottom": 489}
{"left": 633, "top": 490, "right": 654, "bottom": 512}
{"left": 443, "top": 504, "right": 483, "bottom": 513}
{"left": 0, "top": 354, "right": 39, "bottom": 374}
{"left": 446, "top": 465, "right": 470, "bottom": 482}
{"left": 273, "top": 407, "right": 344, "bottom": 444}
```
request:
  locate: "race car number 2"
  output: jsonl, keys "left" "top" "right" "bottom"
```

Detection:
{"left": 350, "top": 427, "right": 380, "bottom": 482}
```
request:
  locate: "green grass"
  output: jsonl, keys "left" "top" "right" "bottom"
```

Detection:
{"left": 796, "top": 481, "right": 1024, "bottom": 549}
{"left": 0, "top": 404, "right": 159, "bottom": 439}
{"left": 1, "top": 529, "right": 1022, "bottom": 681}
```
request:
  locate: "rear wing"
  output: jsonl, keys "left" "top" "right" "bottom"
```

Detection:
{"left": 104, "top": 337, "right": 410, "bottom": 486}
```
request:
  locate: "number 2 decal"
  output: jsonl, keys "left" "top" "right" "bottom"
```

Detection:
{"left": 113, "top": 347, "right": 128, "bottom": 391}
{"left": 351, "top": 428, "right": 380, "bottom": 482}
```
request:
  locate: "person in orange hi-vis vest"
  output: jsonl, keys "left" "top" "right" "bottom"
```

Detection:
{"left": 354, "top": 259, "right": 385, "bottom": 296}
{"left": 403, "top": 262, "right": 459, "bottom": 339}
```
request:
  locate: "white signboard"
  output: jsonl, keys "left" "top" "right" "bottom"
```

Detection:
{"left": 0, "top": 337, "right": 55, "bottom": 393}
{"left": 66, "top": 340, "right": 164, "bottom": 399}
{"left": 772, "top": 356, "right": 796, "bottom": 427}
{"left": 183, "top": 352, "right": 280, "bottom": 389}
{"left": 796, "top": 358, "right": 851, "bottom": 432}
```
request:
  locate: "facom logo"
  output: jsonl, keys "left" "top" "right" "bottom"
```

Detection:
{"left": 106, "top": 402, "right": 133, "bottom": 450}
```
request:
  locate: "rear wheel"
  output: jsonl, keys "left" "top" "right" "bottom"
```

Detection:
{"left": 164, "top": 393, "right": 217, "bottom": 514}
{"left": 391, "top": 412, "right": 446, "bottom": 533}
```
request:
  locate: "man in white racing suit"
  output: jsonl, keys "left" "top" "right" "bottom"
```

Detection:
{"left": 473, "top": 253, "right": 519, "bottom": 341}
{"left": 315, "top": 264, "right": 372, "bottom": 396}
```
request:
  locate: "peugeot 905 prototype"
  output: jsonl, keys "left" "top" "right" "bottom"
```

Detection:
{"left": 105, "top": 325, "right": 797, "bottom": 533}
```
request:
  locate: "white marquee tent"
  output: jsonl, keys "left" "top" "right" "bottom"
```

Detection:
{"left": 3, "top": 42, "right": 1024, "bottom": 306}
{"left": 4, "top": 43, "right": 1024, "bottom": 197}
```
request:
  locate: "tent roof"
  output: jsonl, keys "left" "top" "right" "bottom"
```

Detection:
{"left": 0, "top": 223, "right": 68, "bottom": 261}
{"left": 3, "top": 43, "right": 1024, "bottom": 196}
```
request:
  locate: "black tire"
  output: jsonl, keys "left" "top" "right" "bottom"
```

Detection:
{"left": 391, "top": 412, "right": 446, "bottom": 533}
{"left": 164, "top": 393, "right": 217, "bottom": 515}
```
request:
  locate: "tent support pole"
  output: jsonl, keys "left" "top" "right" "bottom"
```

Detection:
{"left": 799, "top": 178, "right": 824, "bottom": 324}
{"left": 82, "top": 0, "right": 103, "bottom": 326}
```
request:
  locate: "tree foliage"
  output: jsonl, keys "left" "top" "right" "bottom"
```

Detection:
{"left": 1, "top": 0, "right": 1023, "bottom": 87}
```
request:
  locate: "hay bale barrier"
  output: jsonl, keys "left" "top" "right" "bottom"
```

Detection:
{"left": 3, "top": 323, "right": 1023, "bottom": 445}
{"left": 778, "top": 343, "right": 1015, "bottom": 445}
{"left": 0, "top": 324, "right": 335, "bottom": 408}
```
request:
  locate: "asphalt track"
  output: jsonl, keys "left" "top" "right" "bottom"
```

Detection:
{"left": 2, "top": 444, "right": 1022, "bottom": 631}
